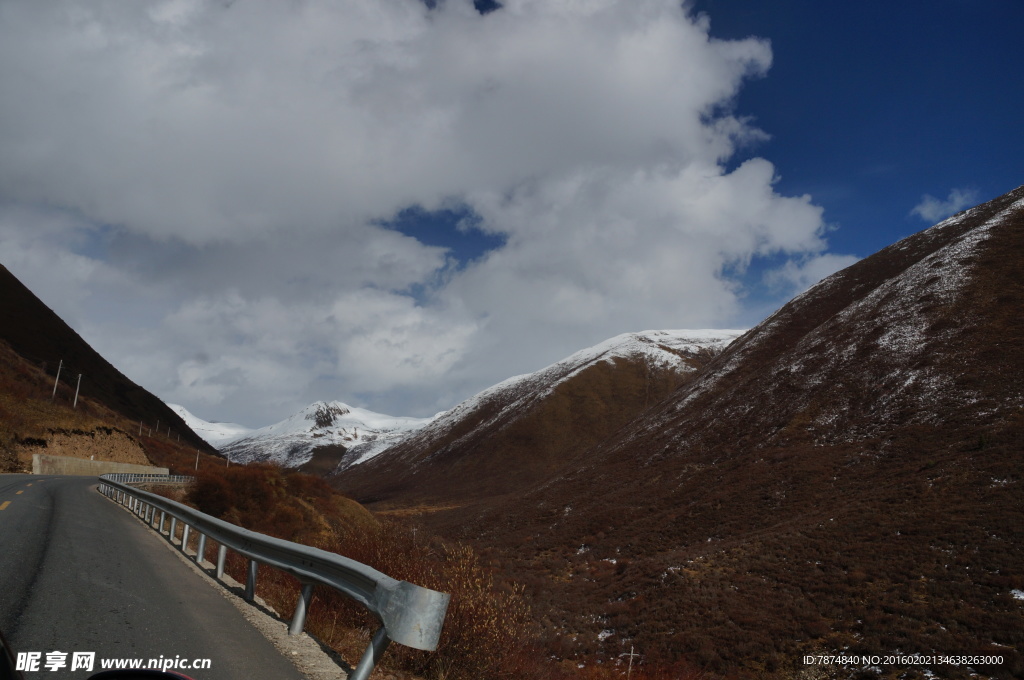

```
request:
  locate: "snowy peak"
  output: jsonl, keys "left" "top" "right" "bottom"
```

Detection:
{"left": 219, "top": 400, "right": 432, "bottom": 469}
{"left": 426, "top": 328, "right": 744, "bottom": 439}
{"left": 546, "top": 328, "right": 744, "bottom": 378}
{"left": 306, "top": 402, "right": 350, "bottom": 429}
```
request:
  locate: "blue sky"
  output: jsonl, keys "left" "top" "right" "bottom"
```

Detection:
{"left": 0, "top": 0, "right": 1020, "bottom": 426}
{"left": 695, "top": 0, "right": 1023, "bottom": 254}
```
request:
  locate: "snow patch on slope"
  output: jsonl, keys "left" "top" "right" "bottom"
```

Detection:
{"left": 167, "top": 403, "right": 254, "bottom": 449}
{"left": 396, "top": 329, "right": 745, "bottom": 463}
{"left": 654, "top": 193, "right": 1024, "bottom": 450}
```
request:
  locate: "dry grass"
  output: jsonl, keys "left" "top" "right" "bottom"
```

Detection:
{"left": 181, "top": 464, "right": 536, "bottom": 680}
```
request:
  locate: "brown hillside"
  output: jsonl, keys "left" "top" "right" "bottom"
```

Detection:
{"left": 364, "top": 187, "right": 1024, "bottom": 678}
{"left": 334, "top": 331, "right": 737, "bottom": 509}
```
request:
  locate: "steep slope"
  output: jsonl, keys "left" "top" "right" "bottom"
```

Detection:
{"left": 440, "top": 186, "right": 1024, "bottom": 676}
{"left": 334, "top": 329, "right": 743, "bottom": 507}
{"left": 0, "top": 263, "right": 212, "bottom": 452}
{"left": 0, "top": 263, "right": 215, "bottom": 465}
{"left": 218, "top": 400, "right": 432, "bottom": 473}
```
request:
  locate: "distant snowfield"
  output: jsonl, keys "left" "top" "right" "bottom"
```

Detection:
{"left": 168, "top": 403, "right": 254, "bottom": 449}
{"left": 178, "top": 400, "right": 435, "bottom": 468}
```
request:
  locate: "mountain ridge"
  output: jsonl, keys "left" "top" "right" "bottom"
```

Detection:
{"left": 334, "top": 328, "right": 743, "bottom": 507}
{"left": 336, "top": 186, "right": 1024, "bottom": 676}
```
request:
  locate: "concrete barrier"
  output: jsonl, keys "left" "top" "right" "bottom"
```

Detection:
{"left": 32, "top": 454, "right": 169, "bottom": 477}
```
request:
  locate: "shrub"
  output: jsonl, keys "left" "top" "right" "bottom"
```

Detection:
{"left": 183, "top": 464, "right": 535, "bottom": 680}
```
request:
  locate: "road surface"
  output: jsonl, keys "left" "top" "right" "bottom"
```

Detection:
{"left": 0, "top": 474, "right": 308, "bottom": 680}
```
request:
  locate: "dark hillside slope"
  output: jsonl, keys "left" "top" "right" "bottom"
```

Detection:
{"left": 0, "top": 263, "right": 212, "bottom": 453}
{"left": 419, "top": 186, "right": 1024, "bottom": 677}
{"left": 334, "top": 331, "right": 740, "bottom": 509}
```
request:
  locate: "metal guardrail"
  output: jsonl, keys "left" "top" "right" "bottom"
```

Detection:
{"left": 102, "top": 473, "right": 192, "bottom": 484}
{"left": 98, "top": 474, "right": 450, "bottom": 680}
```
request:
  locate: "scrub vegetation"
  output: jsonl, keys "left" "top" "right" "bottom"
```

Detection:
{"left": 185, "top": 464, "right": 534, "bottom": 680}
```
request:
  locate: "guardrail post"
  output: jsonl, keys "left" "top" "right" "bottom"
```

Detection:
{"left": 245, "top": 560, "right": 258, "bottom": 602}
{"left": 216, "top": 545, "right": 227, "bottom": 579}
{"left": 169, "top": 517, "right": 178, "bottom": 545}
{"left": 288, "top": 584, "right": 315, "bottom": 636}
{"left": 349, "top": 627, "right": 391, "bottom": 680}
{"left": 159, "top": 511, "right": 166, "bottom": 534}
{"left": 196, "top": 533, "right": 207, "bottom": 564}
{"left": 181, "top": 524, "right": 191, "bottom": 554}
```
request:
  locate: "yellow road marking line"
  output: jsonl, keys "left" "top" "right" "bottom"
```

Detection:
{"left": 0, "top": 501, "right": 10, "bottom": 511}
{"left": 26, "top": 483, "right": 32, "bottom": 487}
{"left": 15, "top": 490, "right": 23, "bottom": 495}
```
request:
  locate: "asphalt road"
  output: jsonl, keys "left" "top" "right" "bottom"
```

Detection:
{"left": 0, "top": 474, "right": 308, "bottom": 680}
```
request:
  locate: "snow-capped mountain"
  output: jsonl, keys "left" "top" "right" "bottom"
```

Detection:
{"left": 434, "top": 328, "right": 744, "bottom": 429}
{"left": 338, "top": 185, "right": 1024, "bottom": 672}
{"left": 334, "top": 329, "right": 743, "bottom": 500}
{"left": 217, "top": 401, "right": 432, "bottom": 469}
{"left": 167, "top": 403, "right": 254, "bottom": 449}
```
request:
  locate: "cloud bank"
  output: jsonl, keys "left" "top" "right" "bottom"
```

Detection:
{"left": 0, "top": 0, "right": 850, "bottom": 425}
{"left": 911, "top": 188, "right": 979, "bottom": 222}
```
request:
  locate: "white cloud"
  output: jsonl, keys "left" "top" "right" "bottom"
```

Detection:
{"left": 910, "top": 188, "right": 979, "bottom": 222}
{"left": 0, "top": 0, "right": 849, "bottom": 425}
{"left": 763, "top": 253, "right": 861, "bottom": 294}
